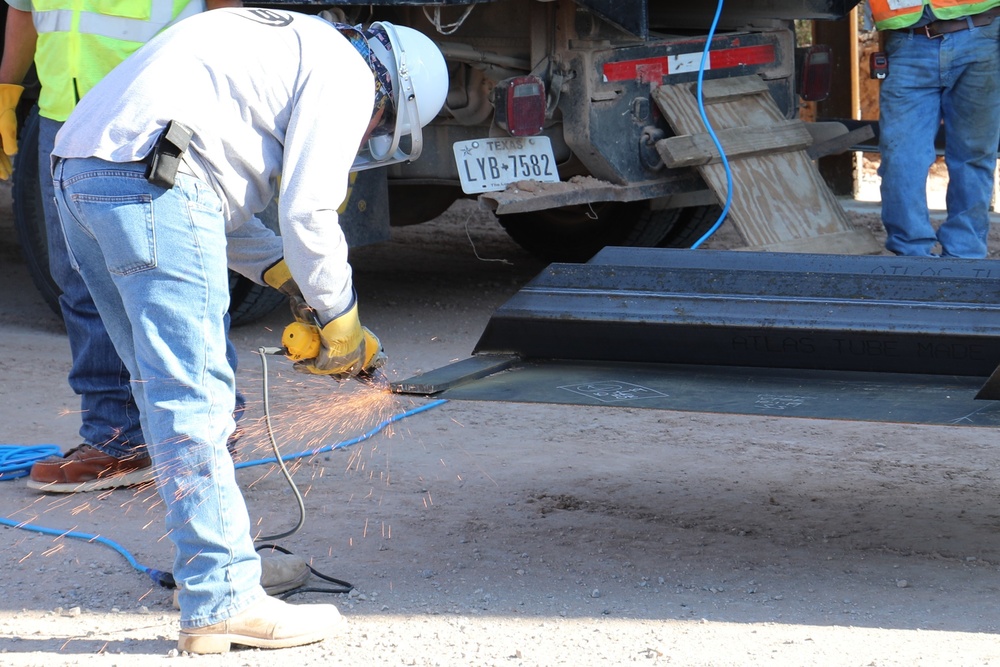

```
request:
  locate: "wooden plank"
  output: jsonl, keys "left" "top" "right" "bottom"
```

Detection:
{"left": 656, "top": 120, "right": 813, "bottom": 168}
{"left": 699, "top": 75, "right": 770, "bottom": 103}
{"left": 479, "top": 177, "right": 697, "bottom": 215}
{"left": 806, "top": 124, "right": 875, "bottom": 160}
{"left": 651, "top": 81, "right": 880, "bottom": 254}
{"left": 742, "top": 229, "right": 883, "bottom": 255}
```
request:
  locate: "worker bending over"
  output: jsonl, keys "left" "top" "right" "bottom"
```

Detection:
{"left": 49, "top": 8, "right": 447, "bottom": 653}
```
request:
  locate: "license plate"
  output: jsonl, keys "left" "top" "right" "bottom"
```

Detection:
{"left": 453, "top": 136, "right": 559, "bottom": 194}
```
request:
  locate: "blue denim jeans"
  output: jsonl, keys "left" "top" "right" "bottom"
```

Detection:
{"left": 52, "top": 156, "right": 264, "bottom": 628}
{"left": 40, "top": 118, "right": 245, "bottom": 456}
{"left": 39, "top": 118, "right": 142, "bottom": 454}
{"left": 878, "top": 17, "right": 1000, "bottom": 258}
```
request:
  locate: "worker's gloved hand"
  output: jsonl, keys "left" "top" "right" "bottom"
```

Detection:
{"left": 0, "top": 84, "right": 24, "bottom": 181}
{"left": 263, "top": 258, "right": 304, "bottom": 297}
{"left": 295, "top": 299, "right": 386, "bottom": 379}
{"left": 263, "top": 259, "right": 316, "bottom": 323}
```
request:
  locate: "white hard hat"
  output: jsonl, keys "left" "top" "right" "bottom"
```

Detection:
{"left": 354, "top": 22, "right": 448, "bottom": 170}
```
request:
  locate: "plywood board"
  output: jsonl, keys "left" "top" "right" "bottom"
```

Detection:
{"left": 653, "top": 76, "right": 881, "bottom": 254}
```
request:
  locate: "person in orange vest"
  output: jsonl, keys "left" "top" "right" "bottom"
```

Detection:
{"left": 868, "top": 0, "right": 1000, "bottom": 258}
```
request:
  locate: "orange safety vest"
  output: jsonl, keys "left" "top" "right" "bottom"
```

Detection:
{"left": 869, "top": 0, "right": 1000, "bottom": 30}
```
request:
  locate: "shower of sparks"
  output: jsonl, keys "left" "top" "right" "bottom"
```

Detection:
{"left": 6, "top": 363, "right": 439, "bottom": 576}
{"left": 235, "top": 370, "right": 407, "bottom": 465}
{"left": 41, "top": 543, "right": 65, "bottom": 558}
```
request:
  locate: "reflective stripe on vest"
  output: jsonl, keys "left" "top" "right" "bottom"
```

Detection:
{"left": 33, "top": 0, "right": 201, "bottom": 43}
{"left": 869, "top": 0, "right": 1000, "bottom": 30}
{"left": 31, "top": 0, "right": 203, "bottom": 121}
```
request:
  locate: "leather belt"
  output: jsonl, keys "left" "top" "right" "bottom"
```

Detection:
{"left": 900, "top": 6, "right": 1000, "bottom": 38}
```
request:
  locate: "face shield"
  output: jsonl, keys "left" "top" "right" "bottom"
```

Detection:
{"left": 350, "top": 21, "right": 447, "bottom": 172}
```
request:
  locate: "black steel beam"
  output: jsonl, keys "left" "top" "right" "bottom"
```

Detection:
{"left": 473, "top": 248, "right": 1000, "bottom": 377}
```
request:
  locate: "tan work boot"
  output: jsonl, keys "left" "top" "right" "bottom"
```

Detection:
{"left": 177, "top": 595, "right": 343, "bottom": 654}
{"left": 172, "top": 553, "right": 310, "bottom": 609}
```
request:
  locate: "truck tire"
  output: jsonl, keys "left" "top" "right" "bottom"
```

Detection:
{"left": 621, "top": 205, "right": 721, "bottom": 249}
{"left": 498, "top": 202, "right": 720, "bottom": 262}
{"left": 498, "top": 201, "right": 641, "bottom": 262}
{"left": 11, "top": 106, "right": 285, "bottom": 327}
{"left": 388, "top": 183, "right": 459, "bottom": 226}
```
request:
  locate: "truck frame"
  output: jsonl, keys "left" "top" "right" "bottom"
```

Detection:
{"left": 4, "top": 0, "right": 863, "bottom": 323}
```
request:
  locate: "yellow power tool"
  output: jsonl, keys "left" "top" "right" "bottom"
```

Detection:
{"left": 276, "top": 321, "right": 389, "bottom": 389}
{"left": 281, "top": 321, "right": 323, "bottom": 361}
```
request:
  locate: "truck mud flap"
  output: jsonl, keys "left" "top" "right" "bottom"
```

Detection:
{"left": 393, "top": 248, "right": 1000, "bottom": 426}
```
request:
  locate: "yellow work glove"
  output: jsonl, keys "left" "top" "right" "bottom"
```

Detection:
{"left": 262, "top": 258, "right": 300, "bottom": 297}
{"left": 288, "top": 299, "right": 386, "bottom": 379}
{"left": 263, "top": 258, "right": 317, "bottom": 323}
{"left": 0, "top": 84, "right": 24, "bottom": 181}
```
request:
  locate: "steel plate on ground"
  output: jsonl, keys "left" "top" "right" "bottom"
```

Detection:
{"left": 396, "top": 359, "right": 1000, "bottom": 427}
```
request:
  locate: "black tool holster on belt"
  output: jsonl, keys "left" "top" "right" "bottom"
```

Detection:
{"left": 144, "top": 120, "right": 192, "bottom": 189}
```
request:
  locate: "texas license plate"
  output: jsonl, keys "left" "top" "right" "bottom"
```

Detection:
{"left": 453, "top": 136, "right": 559, "bottom": 194}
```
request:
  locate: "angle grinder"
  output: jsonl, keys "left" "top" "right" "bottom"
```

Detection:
{"left": 262, "top": 321, "right": 389, "bottom": 389}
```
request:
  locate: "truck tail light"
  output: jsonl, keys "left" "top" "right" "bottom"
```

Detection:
{"left": 798, "top": 45, "right": 832, "bottom": 102}
{"left": 494, "top": 76, "right": 546, "bottom": 137}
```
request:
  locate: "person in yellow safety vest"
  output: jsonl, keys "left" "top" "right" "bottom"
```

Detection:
{"left": 0, "top": 0, "right": 240, "bottom": 488}
{"left": 0, "top": 0, "right": 312, "bottom": 598}
{"left": 867, "top": 0, "right": 1000, "bottom": 258}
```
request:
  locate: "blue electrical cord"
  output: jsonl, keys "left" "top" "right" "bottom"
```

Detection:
{"left": 0, "top": 514, "right": 177, "bottom": 587}
{"left": 690, "top": 0, "right": 734, "bottom": 249}
{"left": 0, "top": 444, "right": 62, "bottom": 480}
{"left": 0, "top": 397, "right": 447, "bottom": 588}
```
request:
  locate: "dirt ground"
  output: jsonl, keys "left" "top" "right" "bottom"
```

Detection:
{"left": 3, "top": 177, "right": 1000, "bottom": 667}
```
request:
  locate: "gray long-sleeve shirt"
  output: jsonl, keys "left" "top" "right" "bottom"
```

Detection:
{"left": 52, "top": 8, "right": 376, "bottom": 323}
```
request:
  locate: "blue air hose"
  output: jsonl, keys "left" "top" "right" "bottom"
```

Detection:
{"left": 690, "top": 0, "right": 734, "bottom": 249}
{"left": 0, "top": 444, "right": 61, "bottom": 480}
{"left": 0, "top": 514, "right": 176, "bottom": 587}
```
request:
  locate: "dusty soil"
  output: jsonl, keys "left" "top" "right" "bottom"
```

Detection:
{"left": 3, "top": 183, "right": 1000, "bottom": 667}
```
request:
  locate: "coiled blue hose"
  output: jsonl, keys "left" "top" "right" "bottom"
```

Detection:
{"left": 0, "top": 444, "right": 62, "bottom": 480}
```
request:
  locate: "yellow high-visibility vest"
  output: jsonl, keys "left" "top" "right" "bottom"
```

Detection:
{"left": 868, "top": 0, "right": 999, "bottom": 31}
{"left": 32, "top": 0, "right": 203, "bottom": 120}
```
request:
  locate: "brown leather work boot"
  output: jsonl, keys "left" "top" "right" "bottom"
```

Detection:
{"left": 177, "top": 595, "right": 344, "bottom": 654}
{"left": 27, "top": 445, "right": 154, "bottom": 493}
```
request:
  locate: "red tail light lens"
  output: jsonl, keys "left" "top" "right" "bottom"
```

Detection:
{"left": 494, "top": 75, "right": 546, "bottom": 137}
{"left": 799, "top": 44, "right": 832, "bottom": 102}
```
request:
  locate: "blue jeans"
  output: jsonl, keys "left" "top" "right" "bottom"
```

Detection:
{"left": 40, "top": 118, "right": 142, "bottom": 454}
{"left": 52, "top": 156, "right": 263, "bottom": 628}
{"left": 39, "top": 118, "right": 245, "bottom": 457}
{"left": 878, "top": 17, "right": 1000, "bottom": 258}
